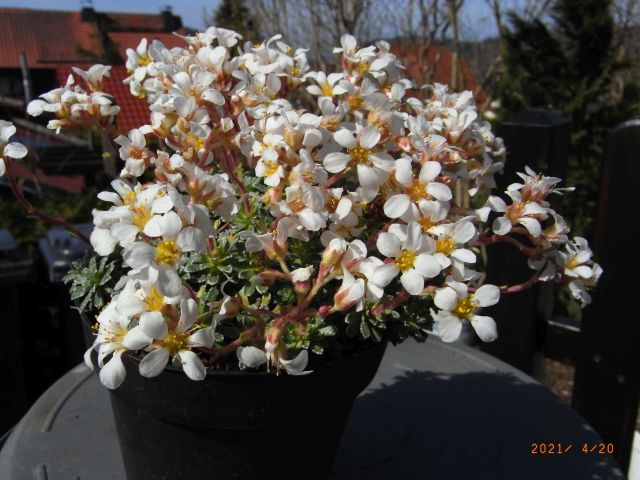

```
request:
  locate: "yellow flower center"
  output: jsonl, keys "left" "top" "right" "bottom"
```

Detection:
{"left": 290, "top": 66, "right": 300, "bottom": 77}
{"left": 131, "top": 205, "right": 151, "bottom": 230}
{"left": 436, "top": 237, "right": 455, "bottom": 255}
{"left": 395, "top": 249, "right": 417, "bottom": 271}
{"left": 356, "top": 61, "right": 370, "bottom": 75}
{"left": 163, "top": 331, "right": 190, "bottom": 356}
{"left": 407, "top": 181, "right": 427, "bottom": 202}
{"left": 263, "top": 160, "right": 280, "bottom": 178}
{"left": 419, "top": 217, "right": 434, "bottom": 233}
{"left": 155, "top": 240, "right": 181, "bottom": 265}
{"left": 565, "top": 256, "right": 580, "bottom": 270}
{"left": 187, "top": 134, "right": 205, "bottom": 151}
{"left": 321, "top": 83, "right": 333, "bottom": 97}
{"left": 139, "top": 54, "right": 152, "bottom": 67}
{"left": 123, "top": 191, "right": 137, "bottom": 206}
{"left": 453, "top": 297, "right": 477, "bottom": 319}
{"left": 144, "top": 286, "right": 165, "bottom": 312}
{"left": 348, "top": 93, "right": 363, "bottom": 110}
{"left": 326, "top": 196, "right": 339, "bottom": 213}
{"left": 349, "top": 145, "right": 371, "bottom": 165}
{"left": 288, "top": 197, "right": 306, "bottom": 212}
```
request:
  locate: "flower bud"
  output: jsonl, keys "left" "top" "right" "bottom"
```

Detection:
{"left": 284, "top": 127, "right": 303, "bottom": 150}
{"left": 321, "top": 237, "right": 347, "bottom": 269}
{"left": 262, "top": 186, "right": 282, "bottom": 205}
{"left": 291, "top": 266, "right": 313, "bottom": 295}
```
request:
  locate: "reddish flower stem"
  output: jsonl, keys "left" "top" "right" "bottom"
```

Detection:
{"left": 474, "top": 234, "right": 539, "bottom": 258}
{"left": 469, "top": 272, "right": 542, "bottom": 295}
{"left": 4, "top": 158, "right": 91, "bottom": 245}
{"left": 372, "top": 289, "right": 410, "bottom": 316}
{"left": 220, "top": 147, "right": 251, "bottom": 214}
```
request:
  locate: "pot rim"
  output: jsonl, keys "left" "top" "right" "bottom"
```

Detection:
{"left": 81, "top": 309, "right": 387, "bottom": 378}
{"left": 121, "top": 338, "right": 387, "bottom": 377}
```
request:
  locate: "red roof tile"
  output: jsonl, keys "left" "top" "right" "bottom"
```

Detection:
{"left": 0, "top": 9, "right": 99, "bottom": 68}
{"left": 391, "top": 44, "right": 485, "bottom": 100}
{"left": 108, "top": 31, "right": 186, "bottom": 53}
{"left": 0, "top": 7, "right": 186, "bottom": 69}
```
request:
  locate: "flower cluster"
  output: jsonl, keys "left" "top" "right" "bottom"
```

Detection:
{"left": 2, "top": 28, "right": 601, "bottom": 388}
{"left": 27, "top": 65, "right": 119, "bottom": 132}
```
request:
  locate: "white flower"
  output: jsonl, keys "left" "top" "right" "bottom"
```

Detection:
{"left": 122, "top": 211, "right": 204, "bottom": 296}
{"left": 72, "top": 64, "right": 111, "bottom": 91}
{"left": 306, "top": 72, "right": 346, "bottom": 98}
{"left": 374, "top": 222, "right": 441, "bottom": 295}
{"left": 90, "top": 182, "right": 174, "bottom": 256}
{"left": 357, "top": 256, "right": 385, "bottom": 302}
{"left": 491, "top": 194, "right": 548, "bottom": 238}
{"left": 137, "top": 298, "right": 215, "bottom": 381}
{"left": 560, "top": 237, "right": 595, "bottom": 279}
{"left": 276, "top": 184, "right": 327, "bottom": 232}
{"left": 430, "top": 220, "right": 477, "bottom": 271}
{"left": 0, "top": 120, "right": 28, "bottom": 176}
{"left": 253, "top": 133, "right": 286, "bottom": 186}
{"left": 323, "top": 125, "right": 394, "bottom": 191}
{"left": 334, "top": 269, "right": 366, "bottom": 310}
{"left": 170, "top": 67, "right": 225, "bottom": 106}
{"left": 433, "top": 280, "right": 500, "bottom": 342}
{"left": 115, "top": 128, "right": 153, "bottom": 177}
{"left": 84, "top": 300, "right": 146, "bottom": 389}
{"left": 568, "top": 263, "right": 602, "bottom": 307}
{"left": 383, "top": 159, "right": 451, "bottom": 220}
{"left": 116, "top": 279, "right": 183, "bottom": 324}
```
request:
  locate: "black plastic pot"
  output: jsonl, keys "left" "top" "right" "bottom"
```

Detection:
{"left": 107, "top": 336, "right": 386, "bottom": 479}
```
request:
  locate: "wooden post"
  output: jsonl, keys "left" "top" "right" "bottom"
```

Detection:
{"left": 572, "top": 119, "right": 640, "bottom": 471}
{"left": 481, "top": 109, "right": 571, "bottom": 374}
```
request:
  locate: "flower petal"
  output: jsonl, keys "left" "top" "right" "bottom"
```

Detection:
{"left": 333, "top": 129, "right": 357, "bottom": 149}
{"left": 474, "top": 284, "right": 500, "bottom": 307}
{"left": 371, "top": 263, "right": 399, "bottom": 287}
{"left": 188, "top": 327, "right": 215, "bottom": 348}
{"left": 178, "top": 350, "right": 207, "bottom": 381}
{"left": 99, "top": 350, "right": 127, "bottom": 389}
{"left": 359, "top": 125, "right": 380, "bottom": 149}
{"left": 139, "top": 347, "right": 170, "bottom": 377}
{"left": 426, "top": 182, "right": 452, "bottom": 201}
{"left": 237, "top": 346, "right": 267, "bottom": 368}
{"left": 470, "top": 315, "right": 498, "bottom": 342}
{"left": 139, "top": 311, "right": 169, "bottom": 339}
{"left": 414, "top": 253, "right": 441, "bottom": 278}
{"left": 4, "top": 142, "right": 28, "bottom": 159}
{"left": 323, "top": 152, "right": 351, "bottom": 173}
{"left": 280, "top": 350, "right": 312, "bottom": 376}
{"left": 122, "top": 326, "right": 153, "bottom": 350}
{"left": 434, "top": 286, "right": 457, "bottom": 311}
{"left": 436, "top": 313, "right": 462, "bottom": 342}
{"left": 401, "top": 268, "right": 424, "bottom": 295}
{"left": 492, "top": 217, "right": 512, "bottom": 235}
{"left": 383, "top": 194, "right": 411, "bottom": 219}
{"left": 376, "top": 232, "right": 401, "bottom": 258}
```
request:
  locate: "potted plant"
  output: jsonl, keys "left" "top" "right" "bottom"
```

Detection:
{"left": 1, "top": 27, "right": 601, "bottom": 480}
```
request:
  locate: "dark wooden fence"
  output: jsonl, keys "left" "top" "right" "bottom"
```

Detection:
{"left": 482, "top": 111, "right": 639, "bottom": 471}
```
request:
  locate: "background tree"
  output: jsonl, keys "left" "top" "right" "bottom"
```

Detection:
{"left": 497, "top": 0, "right": 640, "bottom": 239}
{"left": 208, "top": 0, "right": 259, "bottom": 42}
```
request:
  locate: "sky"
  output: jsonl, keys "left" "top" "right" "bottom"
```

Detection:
{"left": 0, "top": 0, "right": 527, "bottom": 41}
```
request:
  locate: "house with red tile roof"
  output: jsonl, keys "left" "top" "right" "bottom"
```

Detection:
{"left": 0, "top": 6, "right": 186, "bottom": 193}
{"left": 0, "top": 6, "right": 186, "bottom": 133}
{"left": 390, "top": 44, "right": 486, "bottom": 102}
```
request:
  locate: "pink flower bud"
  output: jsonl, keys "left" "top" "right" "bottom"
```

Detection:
{"left": 321, "top": 237, "right": 347, "bottom": 268}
